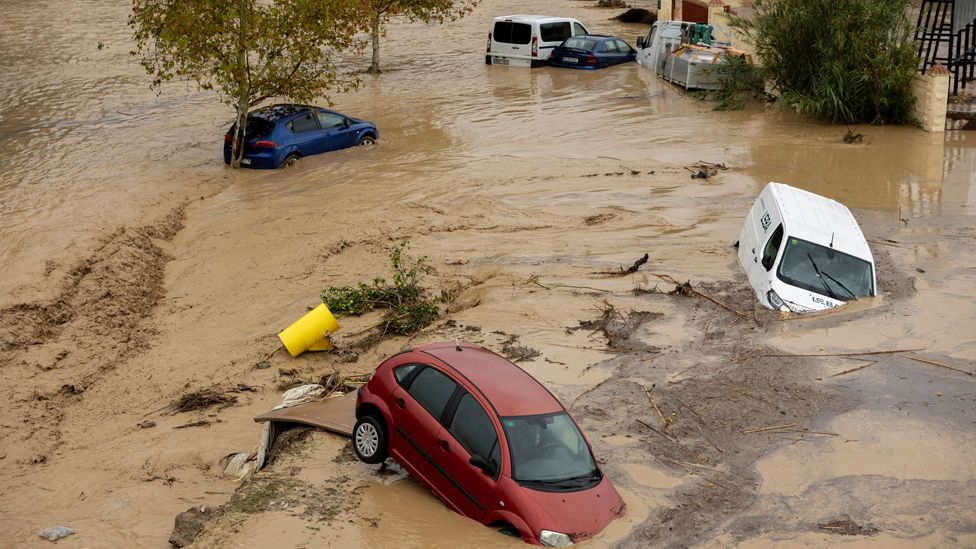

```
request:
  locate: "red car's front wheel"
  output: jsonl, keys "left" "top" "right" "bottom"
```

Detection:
{"left": 353, "top": 415, "right": 388, "bottom": 464}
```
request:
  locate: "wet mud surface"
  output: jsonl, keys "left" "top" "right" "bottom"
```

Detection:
{"left": 2, "top": 0, "right": 976, "bottom": 547}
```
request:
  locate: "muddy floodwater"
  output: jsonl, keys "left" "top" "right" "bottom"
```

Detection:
{"left": 2, "top": 0, "right": 975, "bottom": 547}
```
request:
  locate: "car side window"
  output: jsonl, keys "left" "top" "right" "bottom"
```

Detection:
{"left": 393, "top": 364, "right": 420, "bottom": 386}
{"left": 573, "top": 22, "right": 587, "bottom": 36}
{"left": 604, "top": 40, "right": 619, "bottom": 53}
{"left": 316, "top": 111, "right": 346, "bottom": 129}
{"left": 448, "top": 393, "right": 498, "bottom": 464}
{"left": 288, "top": 111, "right": 318, "bottom": 133}
{"left": 406, "top": 367, "right": 457, "bottom": 421}
{"left": 616, "top": 40, "right": 632, "bottom": 53}
{"left": 540, "top": 22, "right": 570, "bottom": 43}
{"left": 762, "top": 224, "right": 784, "bottom": 271}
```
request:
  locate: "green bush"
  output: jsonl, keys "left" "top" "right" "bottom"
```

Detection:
{"left": 732, "top": 0, "right": 917, "bottom": 124}
{"left": 321, "top": 241, "right": 439, "bottom": 336}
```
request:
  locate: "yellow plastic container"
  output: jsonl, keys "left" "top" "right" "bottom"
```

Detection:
{"left": 277, "top": 303, "right": 341, "bottom": 357}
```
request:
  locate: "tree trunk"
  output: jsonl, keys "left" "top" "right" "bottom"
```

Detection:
{"left": 369, "top": 12, "right": 381, "bottom": 73}
{"left": 231, "top": 94, "right": 249, "bottom": 168}
{"left": 232, "top": 0, "right": 248, "bottom": 168}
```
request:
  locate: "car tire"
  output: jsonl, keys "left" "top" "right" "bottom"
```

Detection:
{"left": 281, "top": 153, "right": 300, "bottom": 168}
{"left": 358, "top": 135, "right": 376, "bottom": 147}
{"left": 353, "top": 414, "right": 388, "bottom": 464}
{"left": 496, "top": 524, "right": 521, "bottom": 538}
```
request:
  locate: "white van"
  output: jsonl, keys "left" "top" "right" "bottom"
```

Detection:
{"left": 635, "top": 20, "right": 696, "bottom": 73}
{"left": 486, "top": 15, "right": 590, "bottom": 67}
{"left": 737, "top": 183, "right": 877, "bottom": 312}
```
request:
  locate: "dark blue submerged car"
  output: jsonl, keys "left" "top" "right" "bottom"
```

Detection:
{"left": 548, "top": 35, "right": 636, "bottom": 69}
{"left": 223, "top": 104, "right": 378, "bottom": 169}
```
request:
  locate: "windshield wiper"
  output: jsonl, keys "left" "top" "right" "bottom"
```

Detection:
{"left": 807, "top": 253, "right": 838, "bottom": 300}
{"left": 522, "top": 470, "right": 600, "bottom": 486}
{"left": 820, "top": 270, "right": 856, "bottom": 300}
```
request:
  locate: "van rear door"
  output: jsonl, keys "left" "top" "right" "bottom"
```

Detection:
{"left": 491, "top": 20, "right": 532, "bottom": 60}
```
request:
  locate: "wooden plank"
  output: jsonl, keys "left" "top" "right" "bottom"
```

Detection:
{"left": 254, "top": 391, "right": 357, "bottom": 437}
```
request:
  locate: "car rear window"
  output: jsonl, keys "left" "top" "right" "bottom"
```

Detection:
{"left": 563, "top": 37, "right": 596, "bottom": 51}
{"left": 540, "top": 22, "right": 571, "bottom": 43}
{"left": 238, "top": 118, "right": 274, "bottom": 138}
{"left": 493, "top": 21, "right": 531, "bottom": 44}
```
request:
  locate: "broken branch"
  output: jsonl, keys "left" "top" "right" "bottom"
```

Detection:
{"left": 635, "top": 418, "right": 678, "bottom": 442}
{"left": 642, "top": 384, "right": 670, "bottom": 432}
{"left": 829, "top": 360, "right": 878, "bottom": 377}
{"left": 742, "top": 423, "right": 798, "bottom": 434}
{"left": 762, "top": 348, "right": 923, "bottom": 358}
{"left": 899, "top": 354, "right": 973, "bottom": 376}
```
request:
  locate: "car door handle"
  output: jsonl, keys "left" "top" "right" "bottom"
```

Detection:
{"left": 438, "top": 439, "right": 449, "bottom": 451}
{"left": 395, "top": 397, "right": 406, "bottom": 409}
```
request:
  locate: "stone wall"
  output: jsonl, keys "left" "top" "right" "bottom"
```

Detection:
{"left": 911, "top": 71, "right": 950, "bottom": 132}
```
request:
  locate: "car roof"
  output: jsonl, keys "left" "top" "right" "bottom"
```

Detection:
{"left": 415, "top": 342, "right": 564, "bottom": 417}
{"left": 249, "top": 104, "right": 320, "bottom": 122}
{"left": 493, "top": 14, "right": 579, "bottom": 23}
{"left": 766, "top": 182, "right": 873, "bottom": 261}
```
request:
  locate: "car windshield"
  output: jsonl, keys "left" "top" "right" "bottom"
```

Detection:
{"left": 563, "top": 37, "right": 596, "bottom": 51}
{"left": 502, "top": 412, "right": 598, "bottom": 487}
{"left": 777, "top": 237, "right": 874, "bottom": 300}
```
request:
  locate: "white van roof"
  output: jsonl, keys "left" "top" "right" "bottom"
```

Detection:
{"left": 493, "top": 14, "right": 579, "bottom": 23}
{"left": 766, "top": 182, "right": 872, "bottom": 260}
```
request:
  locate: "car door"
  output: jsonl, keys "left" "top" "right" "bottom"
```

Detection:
{"left": 389, "top": 366, "right": 460, "bottom": 506}
{"left": 315, "top": 110, "right": 356, "bottom": 151}
{"left": 286, "top": 110, "right": 322, "bottom": 155}
{"left": 615, "top": 40, "right": 635, "bottom": 63}
{"left": 434, "top": 392, "right": 502, "bottom": 521}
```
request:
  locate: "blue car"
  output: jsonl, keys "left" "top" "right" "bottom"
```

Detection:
{"left": 223, "top": 104, "right": 378, "bottom": 169}
{"left": 548, "top": 35, "right": 636, "bottom": 69}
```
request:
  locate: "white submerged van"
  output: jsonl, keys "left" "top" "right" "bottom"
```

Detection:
{"left": 486, "top": 15, "right": 589, "bottom": 67}
{"left": 737, "top": 183, "right": 877, "bottom": 312}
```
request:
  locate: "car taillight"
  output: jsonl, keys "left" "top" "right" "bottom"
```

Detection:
{"left": 253, "top": 140, "right": 277, "bottom": 148}
{"left": 224, "top": 133, "right": 232, "bottom": 142}
{"left": 487, "top": 32, "right": 491, "bottom": 53}
{"left": 586, "top": 53, "right": 597, "bottom": 66}
{"left": 532, "top": 35, "right": 538, "bottom": 57}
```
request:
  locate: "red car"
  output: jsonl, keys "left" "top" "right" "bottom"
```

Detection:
{"left": 353, "top": 342, "right": 625, "bottom": 546}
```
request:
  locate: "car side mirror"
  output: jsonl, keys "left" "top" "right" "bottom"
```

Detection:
{"left": 342, "top": 119, "right": 350, "bottom": 129}
{"left": 469, "top": 455, "right": 496, "bottom": 476}
{"left": 636, "top": 36, "right": 645, "bottom": 49}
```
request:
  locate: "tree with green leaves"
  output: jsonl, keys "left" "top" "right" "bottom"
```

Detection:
{"left": 360, "top": 0, "right": 479, "bottom": 73}
{"left": 130, "top": 0, "right": 363, "bottom": 167}
{"left": 731, "top": 0, "right": 917, "bottom": 124}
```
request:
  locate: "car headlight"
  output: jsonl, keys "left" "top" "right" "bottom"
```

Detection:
{"left": 540, "top": 530, "right": 573, "bottom": 547}
{"left": 766, "top": 290, "right": 789, "bottom": 312}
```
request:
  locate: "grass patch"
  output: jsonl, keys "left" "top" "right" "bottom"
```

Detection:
{"left": 321, "top": 241, "right": 439, "bottom": 336}
{"left": 225, "top": 475, "right": 299, "bottom": 514}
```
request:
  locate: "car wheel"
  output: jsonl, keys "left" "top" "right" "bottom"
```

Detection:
{"left": 353, "top": 415, "right": 388, "bottom": 464}
{"left": 281, "top": 154, "right": 300, "bottom": 168}
{"left": 358, "top": 135, "right": 376, "bottom": 147}
{"left": 496, "top": 524, "right": 521, "bottom": 538}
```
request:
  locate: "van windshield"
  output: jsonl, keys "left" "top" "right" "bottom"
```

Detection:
{"left": 777, "top": 237, "right": 874, "bottom": 300}
{"left": 502, "top": 412, "right": 600, "bottom": 491}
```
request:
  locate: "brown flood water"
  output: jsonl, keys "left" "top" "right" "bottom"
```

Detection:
{"left": 2, "top": 0, "right": 975, "bottom": 547}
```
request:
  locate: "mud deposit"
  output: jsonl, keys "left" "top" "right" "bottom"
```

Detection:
{"left": 2, "top": 0, "right": 976, "bottom": 547}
